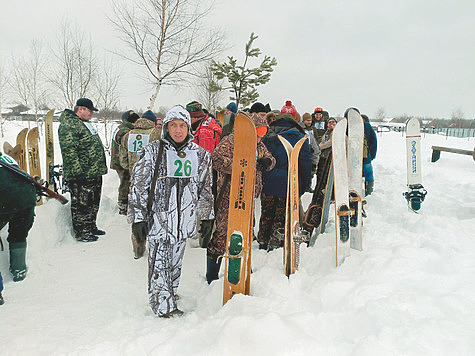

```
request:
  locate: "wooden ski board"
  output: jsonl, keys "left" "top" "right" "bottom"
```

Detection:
{"left": 332, "top": 119, "right": 350, "bottom": 266}
{"left": 45, "top": 108, "right": 55, "bottom": 186}
{"left": 16, "top": 128, "right": 28, "bottom": 171}
{"left": 347, "top": 109, "right": 364, "bottom": 251}
{"left": 27, "top": 127, "right": 42, "bottom": 206}
{"left": 278, "top": 134, "right": 308, "bottom": 277}
{"left": 3, "top": 142, "right": 22, "bottom": 163}
{"left": 223, "top": 112, "right": 256, "bottom": 305}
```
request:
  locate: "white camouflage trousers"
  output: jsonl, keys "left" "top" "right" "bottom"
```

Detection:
{"left": 148, "top": 237, "right": 186, "bottom": 316}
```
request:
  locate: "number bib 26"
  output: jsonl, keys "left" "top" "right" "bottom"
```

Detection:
{"left": 128, "top": 133, "right": 150, "bottom": 152}
{"left": 167, "top": 150, "right": 198, "bottom": 178}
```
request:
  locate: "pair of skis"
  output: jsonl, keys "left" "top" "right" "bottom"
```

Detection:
{"left": 332, "top": 109, "right": 364, "bottom": 267}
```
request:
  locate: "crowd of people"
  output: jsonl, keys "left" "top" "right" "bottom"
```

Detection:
{"left": 0, "top": 97, "right": 377, "bottom": 317}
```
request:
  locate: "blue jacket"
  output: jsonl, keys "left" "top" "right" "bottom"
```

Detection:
{"left": 364, "top": 122, "right": 377, "bottom": 164}
{"left": 261, "top": 117, "right": 312, "bottom": 198}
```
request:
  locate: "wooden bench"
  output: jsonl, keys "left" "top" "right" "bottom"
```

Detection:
{"left": 431, "top": 145, "right": 475, "bottom": 162}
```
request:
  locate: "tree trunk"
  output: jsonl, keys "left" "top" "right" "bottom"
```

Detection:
{"left": 148, "top": 78, "right": 162, "bottom": 111}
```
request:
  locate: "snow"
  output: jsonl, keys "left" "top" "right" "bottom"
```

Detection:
{"left": 1, "top": 119, "right": 475, "bottom": 355}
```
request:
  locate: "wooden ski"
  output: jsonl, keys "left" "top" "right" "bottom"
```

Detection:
{"left": 16, "top": 127, "right": 28, "bottom": 172}
{"left": 223, "top": 112, "right": 256, "bottom": 305}
{"left": 27, "top": 127, "right": 42, "bottom": 206}
{"left": 278, "top": 135, "right": 308, "bottom": 277}
{"left": 45, "top": 108, "right": 55, "bottom": 188}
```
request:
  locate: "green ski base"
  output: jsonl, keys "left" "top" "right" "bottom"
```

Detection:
{"left": 227, "top": 232, "right": 243, "bottom": 285}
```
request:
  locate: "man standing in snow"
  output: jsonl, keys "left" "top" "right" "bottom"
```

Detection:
{"left": 0, "top": 152, "right": 38, "bottom": 305}
{"left": 119, "top": 110, "right": 161, "bottom": 259}
{"left": 58, "top": 98, "right": 107, "bottom": 242}
{"left": 110, "top": 110, "right": 139, "bottom": 215}
{"left": 128, "top": 105, "right": 214, "bottom": 318}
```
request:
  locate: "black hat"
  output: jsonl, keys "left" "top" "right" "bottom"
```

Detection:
{"left": 122, "top": 110, "right": 139, "bottom": 123}
{"left": 76, "top": 98, "right": 98, "bottom": 112}
{"left": 249, "top": 102, "right": 269, "bottom": 113}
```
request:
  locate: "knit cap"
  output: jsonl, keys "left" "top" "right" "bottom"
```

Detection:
{"left": 280, "top": 100, "right": 297, "bottom": 119}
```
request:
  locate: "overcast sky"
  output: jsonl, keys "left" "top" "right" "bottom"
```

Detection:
{"left": 1, "top": 0, "right": 474, "bottom": 119}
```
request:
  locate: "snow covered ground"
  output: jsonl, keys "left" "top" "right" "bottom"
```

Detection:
{"left": 1, "top": 119, "right": 475, "bottom": 355}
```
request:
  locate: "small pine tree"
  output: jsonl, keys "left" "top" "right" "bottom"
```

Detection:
{"left": 211, "top": 33, "right": 277, "bottom": 108}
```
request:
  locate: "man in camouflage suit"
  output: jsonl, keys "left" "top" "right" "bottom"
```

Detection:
{"left": 110, "top": 110, "right": 139, "bottom": 215}
{"left": 129, "top": 105, "right": 214, "bottom": 318}
{"left": 58, "top": 98, "right": 108, "bottom": 242}
{"left": 119, "top": 110, "right": 161, "bottom": 259}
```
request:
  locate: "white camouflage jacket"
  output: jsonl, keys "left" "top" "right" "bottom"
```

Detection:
{"left": 128, "top": 106, "right": 214, "bottom": 242}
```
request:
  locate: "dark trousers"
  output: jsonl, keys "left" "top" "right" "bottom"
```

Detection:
{"left": 0, "top": 207, "right": 35, "bottom": 244}
{"left": 115, "top": 167, "right": 130, "bottom": 205}
{"left": 68, "top": 176, "right": 102, "bottom": 236}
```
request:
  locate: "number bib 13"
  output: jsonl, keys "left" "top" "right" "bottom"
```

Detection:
{"left": 167, "top": 150, "right": 198, "bottom": 178}
{"left": 128, "top": 133, "right": 150, "bottom": 152}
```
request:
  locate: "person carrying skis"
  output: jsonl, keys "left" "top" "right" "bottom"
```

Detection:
{"left": 0, "top": 152, "right": 38, "bottom": 305}
{"left": 257, "top": 113, "right": 312, "bottom": 251}
{"left": 206, "top": 110, "right": 275, "bottom": 284}
{"left": 110, "top": 110, "right": 139, "bottom": 215}
{"left": 58, "top": 98, "right": 107, "bottom": 242}
{"left": 128, "top": 105, "right": 214, "bottom": 318}
{"left": 119, "top": 110, "right": 161, "bottom": 259}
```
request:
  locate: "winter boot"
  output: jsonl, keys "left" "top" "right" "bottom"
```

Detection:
{"left": 206, "top": 253, "right": 222, "bottom": 284}
{"left": 0, "top": 292, "right": 4, "bottom": 305}
{"left": 365, "top": 181, "right": 374, "bottom": 196}
{"left": 9, "top": 242, "right": 27, "bottom": 282}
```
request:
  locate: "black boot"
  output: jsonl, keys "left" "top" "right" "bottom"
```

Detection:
{"left": 206, "top": 253, "right": 222, "bottom": 284}
{"left": 0, "top": 292, "right": 4, "bottom": 305}
{"left": 365, "top": 181, "right": 374, "bottom": 196}
{"left": 9, "top": 242, "right": 27, "bottom": 282}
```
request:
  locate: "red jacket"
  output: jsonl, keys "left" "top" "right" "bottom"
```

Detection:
{"left": 192, "top": 115, "right": 222, "bottom": 153}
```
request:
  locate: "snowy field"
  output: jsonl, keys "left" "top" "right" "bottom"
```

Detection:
{"left": 1, "top": 119, "right": 475, "bottom": 355}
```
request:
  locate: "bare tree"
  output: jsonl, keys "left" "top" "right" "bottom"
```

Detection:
{"left": 195, "top": 62, "right": 224, "bottom": 115}
{"left": 109, "top": 0, "right": 226, "bottom": 110}
{"left": 451, "top": 108, "right": 465, "bottom": 128}
{"left": 374, "top": 107, "right": 386, "bottom": 122}
{"left": 50, "top": 22, "right": 97, "bottom": 109}
{"left": 93, "top": 56, "right": 122, "bottom": 150}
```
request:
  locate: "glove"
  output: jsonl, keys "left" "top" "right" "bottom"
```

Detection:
{"left": 132, "top": 221, "right": 149, "bottom": 243}
{"left": 256, "top": 157, "right": 272, "bottom": 171}
{"left": 199, "top": 220, "right": 214, "bottom": 239}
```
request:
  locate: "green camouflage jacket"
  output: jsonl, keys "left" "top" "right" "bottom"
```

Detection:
{"left": 58, "top": 109, "right": 107, "bottom": 180}
{"left": 110, "top": 121, "right": 134, "bottom": 170}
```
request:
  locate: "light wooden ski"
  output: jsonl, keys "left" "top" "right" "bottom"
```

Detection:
{"left": 27, "top": 127, "right": 42, "bottom": 206}
{"left": 223, "top": 112, "right": 256, "bottom": 305}
{"left": 278, "top": 134, "right": 308, "bottom": 277}
{"left": 45, "top": 108, "right": 55, "bottom": 188}
{"left": 16, "top": 128, "right": 28, "bottom": 172}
